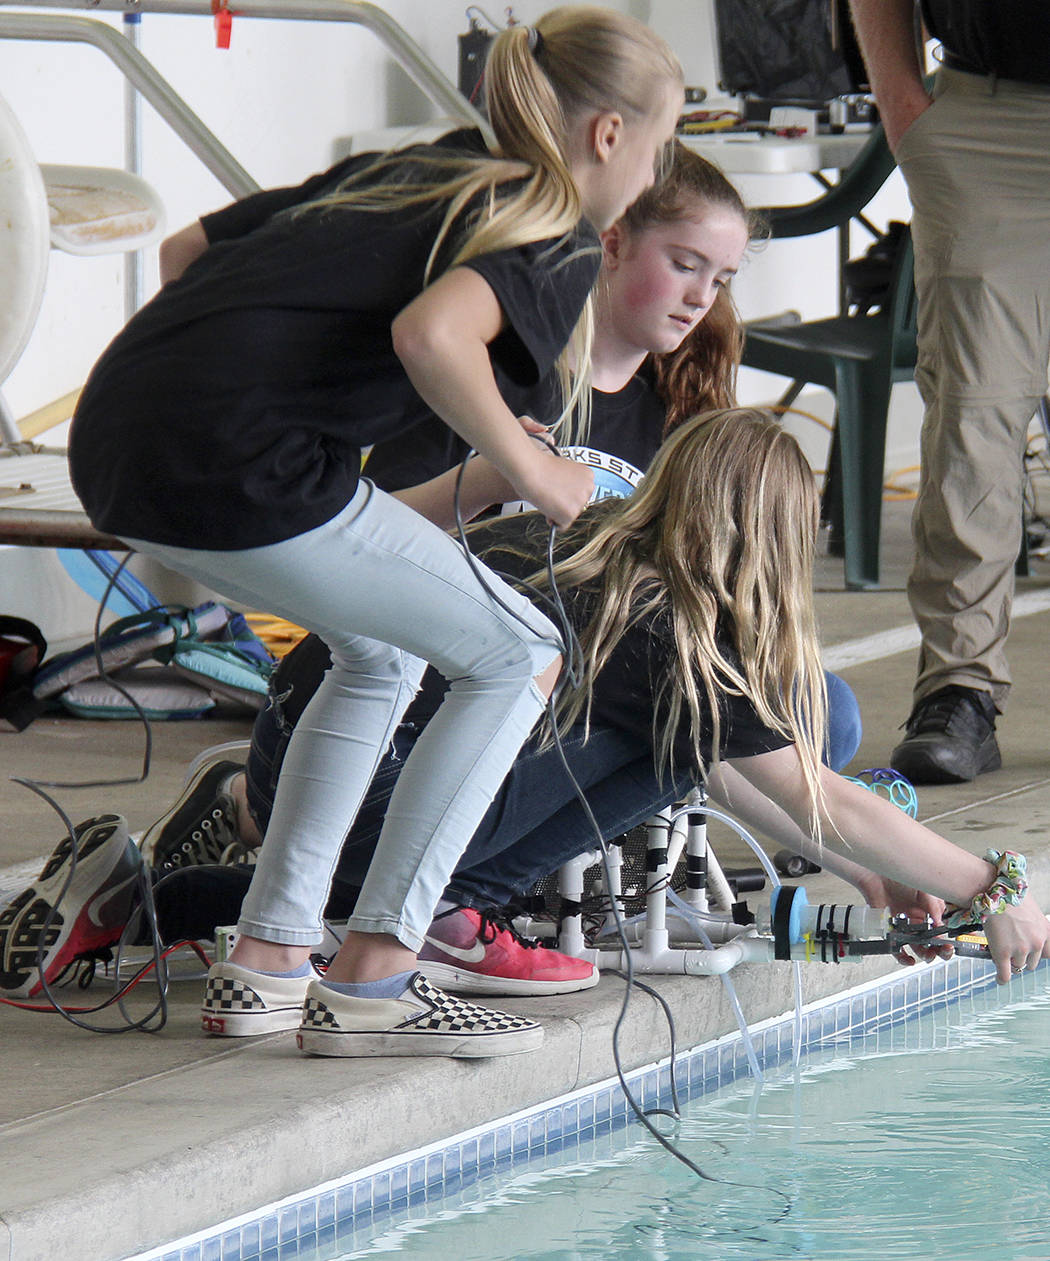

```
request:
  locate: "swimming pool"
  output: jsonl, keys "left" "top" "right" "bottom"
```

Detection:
{"left": 137, "top": 955, "right": 1045, "bottom": 1261}
{"left": 336, "top": 967, "right": 1050, "bottom": 1260}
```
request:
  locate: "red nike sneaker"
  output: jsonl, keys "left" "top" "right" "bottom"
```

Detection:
{"left": 418, "top": 906, "right": 598, "bottom": 996}
{"left": 0, "top": 815, "right": 142, "bottom": 998}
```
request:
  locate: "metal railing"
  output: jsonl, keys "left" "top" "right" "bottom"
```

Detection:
{"left": 0, "top": 2, "right": 487, "bottom": 200}
{"left": 0, "top": 1, "right": 485, "bottom": 137}
{"left": 0, "top": 1, "right": 483, "bottom": 500}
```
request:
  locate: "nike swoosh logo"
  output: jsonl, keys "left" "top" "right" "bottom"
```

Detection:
{"left": 422, "top": 934, "right": 487, "bottom": 964}
{"left": 86, "top": 872, "right": 139, "bottom": 927}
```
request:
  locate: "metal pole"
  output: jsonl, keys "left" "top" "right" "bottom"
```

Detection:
{"left": 0, "top": 14, "right": 258, "bottom": 197}
{"left": 123, "top": 9, "right": 143, "bottom": 318}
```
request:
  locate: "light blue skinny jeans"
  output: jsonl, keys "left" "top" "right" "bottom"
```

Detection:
{"left": 128, "top": 480, "right": 561, "bottom": 951}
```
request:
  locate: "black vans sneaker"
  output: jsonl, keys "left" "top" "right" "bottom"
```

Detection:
{"left": 139, "top": 759, "right": 244, "bottom": 870}
{"left": 890, "top": 685, "right": 1001, "bottom": 784}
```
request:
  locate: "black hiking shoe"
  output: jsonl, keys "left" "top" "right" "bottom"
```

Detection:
{"left": 890, "top": 685, "right": 1001, "bottom": 784}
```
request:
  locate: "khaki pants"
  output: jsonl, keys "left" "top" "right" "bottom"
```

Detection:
{"left": 896, "top": 67, "right": 1050, "bottom": 709}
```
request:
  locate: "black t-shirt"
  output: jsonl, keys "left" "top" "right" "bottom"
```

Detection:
{"left": 496, "top": 372, "right": 665, "bottom": 512}
{"left": 409, "top": 511, "right": 790, "bottom": 772}
{"left": 69, "top": 130, "right": 601, "bottom": 549}
{"left": 921, "top": 0, "right": 1050, "bottom": 82}
{"left": 364, "top": 368, "right": 666, "bottom": 506}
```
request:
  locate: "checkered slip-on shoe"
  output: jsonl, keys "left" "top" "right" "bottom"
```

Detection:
{"left": 296, "top": 972, "right": 543, "bottom": 1058}
{"left": 201, "top": 960, "right": 314, "bottom": 1036}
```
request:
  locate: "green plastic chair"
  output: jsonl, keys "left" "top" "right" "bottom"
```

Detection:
{"left": 743, "top": 126, "right": 917, "bottom": 589}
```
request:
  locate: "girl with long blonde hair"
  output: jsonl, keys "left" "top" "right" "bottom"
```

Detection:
{"left": 541, "top": 406, "right": 827, "bottom": 807}
{"left": 68, "top": 8, "right": 684, "bottom": 1059}
{"left": 444, "top": 409, "right": 1050, "bottom": 987}
{"left": 336, "top": 409, "right": 1050, "bottom": 992}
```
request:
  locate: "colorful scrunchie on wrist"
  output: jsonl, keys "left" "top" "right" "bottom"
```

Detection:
{"left": 941, "top": 849, "right": 1028, "bottom": 932}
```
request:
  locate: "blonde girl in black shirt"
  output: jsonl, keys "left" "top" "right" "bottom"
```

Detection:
{"left": 69, "top": 8, "right": 684, "bottom": 1057}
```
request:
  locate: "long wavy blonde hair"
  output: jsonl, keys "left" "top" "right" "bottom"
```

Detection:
{"left": 525, "top": 408, "right": 828, "bottom": 826}
{"left": 306, "top": 7, "right": 682, "bottom": 444}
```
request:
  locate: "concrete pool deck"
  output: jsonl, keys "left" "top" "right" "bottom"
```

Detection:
{"left": 3, "top": 499, "right": 1050, "bottom": 1261}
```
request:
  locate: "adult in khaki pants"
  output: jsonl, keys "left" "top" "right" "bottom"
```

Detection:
{"left": 850, "top": 0, "right": 1050, "bottom": 783}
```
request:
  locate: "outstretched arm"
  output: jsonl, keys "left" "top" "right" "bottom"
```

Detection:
{"left": 708, "top": 763, "right": 944, "bottom": 920}
{"left": 709, "top": 762, "right": 947, "bottom": 964}
{"left": 728, "top": 744, "right": 1050, "bottom": 982}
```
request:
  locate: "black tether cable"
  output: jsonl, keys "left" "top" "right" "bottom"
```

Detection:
{"left": 11, "top": 552, "right": 172, "bottom": 1030}
{"left": 452, "top": 450, "right": 792, "bottom": 1214}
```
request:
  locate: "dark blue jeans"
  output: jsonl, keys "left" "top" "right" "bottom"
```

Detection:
{"left": 244, "top": 641, "right": 862, "bottom": 916}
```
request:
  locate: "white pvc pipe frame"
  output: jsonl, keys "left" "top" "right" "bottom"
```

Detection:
{"left": 527, "top": 801, "right": 763, "bottom": 977}
{"left": 524, "top": 799, "right": 892, "bottom": 977}
{"left": 0, "top": 2, "right": 490, "bottom": 200}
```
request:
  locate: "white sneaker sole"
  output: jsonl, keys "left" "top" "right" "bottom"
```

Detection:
{"left": 200, "top": 963, "right": 314, "bottom": 1037}
{"left": 296, "top": 1024, "right": 544, "bottom": 1058}
{"left": 201, "top": 1005, "right": 304, "bottom": 1037}
{"left": 418, "top": 959, "right": 599, "bottom": 996}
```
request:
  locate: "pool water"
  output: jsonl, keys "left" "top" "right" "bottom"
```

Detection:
{"left": 334, "top": 970, "right": 1050, "bottom": 1260}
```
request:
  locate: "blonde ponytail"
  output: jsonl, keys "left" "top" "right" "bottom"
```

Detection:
{"left": 305, "top": 7, "right": 682, "bottom": 446}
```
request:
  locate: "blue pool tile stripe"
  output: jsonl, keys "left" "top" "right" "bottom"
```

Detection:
{"left": 135, "top": 954, "right": 1013, "bottom": 1261}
